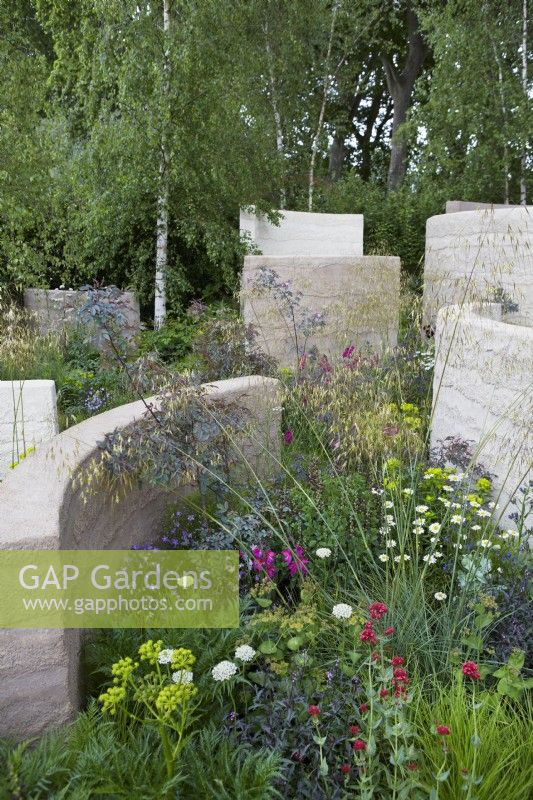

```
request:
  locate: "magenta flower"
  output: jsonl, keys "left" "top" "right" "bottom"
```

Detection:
{"left": 251, "top": 546, "right": 277, "bottom": 579}
{"left": 342, "top": 345, "right": 355, "bottom": 359}
{"left": 282, "top": 545, "right": 309, "bottom": 577}
{"left": 283, "top": 430, "right": 294, "bottom": 445}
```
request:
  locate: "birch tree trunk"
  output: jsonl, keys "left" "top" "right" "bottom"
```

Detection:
{"left": 520, "top": 0, "right": 528, "bottom": 205}
{"left": 264, "top": 23, "right": 286, "bottom": 208}
{"left": 308, "top": 1, "right": 339, "bottom": 212}
{"left": 154, "top": 0, "right": 171, "bottom": 329}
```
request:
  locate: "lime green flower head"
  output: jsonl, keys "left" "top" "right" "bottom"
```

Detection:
{"left": 156, "top": 683, "right": 197, "bottom": 716}
{"left": 111, "top": 656, "right": 138, "bottom": 686}
{"left": 99, "top": 685, "right": 126, "bottom": 715}
{"left": 476, "top": 477, "right": 491, "bottom": 493}
{"left": 138, "top": 639, "right": 163, "bottom": 664}
{"left": 170, "top": 647, "right": 196, "bottom": 671}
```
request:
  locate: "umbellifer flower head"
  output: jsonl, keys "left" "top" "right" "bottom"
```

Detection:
{"left": 172, "top": 669, "right": 193, "bottom": 685}
{"left": 212, "top": 660, "right": 238, "bottom": 682}
{"left": 316, "top": 547, "right": 332, "bottom": 559}
{"left": 332, "top": 603, "right": 353, "bottom": 620}
{"left": 235, "top": 644, "right": 256, "bottom": 662}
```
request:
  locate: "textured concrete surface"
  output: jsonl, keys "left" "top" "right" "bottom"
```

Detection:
{"left": 242, "top": 255, "right": 400, "bottom": 368}
{"left": 0, "top": 380, "right": 59, "bottom": 477}
{"left": 240, "top": 208, "right": 364, "bottom": 257}
{"left": 0, "top": 375, "right": 281, "bottom": 741}
{"left": 423, "top": 207, "right": 533, "bottom": 326}
{"left": 24, "top": 288, "right": 140, "bottom": 344}
{"left": 445, "top": 201, "right": 525, "bottom": 213}
{"left": 431, "top": 303, "right": 533, "bottom": 528}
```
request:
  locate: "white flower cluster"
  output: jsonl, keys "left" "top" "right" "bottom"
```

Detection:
{"left": 332, "top": 603, "right": 353, "bottom": 620}
{"left": 157, "top": 648, "right": 174, "bottom": 664}
{"left": 434, "top": 592, "right": 447, "bottom": 601}
{"left": 316, "top": 547, "right": 332, "bottom": 559}
{"left": 172, "top": 670, "right": 193, "bottom": 685}
{"left": 235, "top": 644, "right": 256, "bottom": 662}
{"left": 211, "top": 660, "right": 238, "bottom": 682}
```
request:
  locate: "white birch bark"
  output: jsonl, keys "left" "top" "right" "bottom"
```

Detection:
{"left": 154, "top": 0, "right": 171, "bottom": 329}
{"left": 520, "top": 0, "right": 528, "bottom": 205}
{"left": 264, "top": 23, "right": 286, "bottom": 208}
{"left": 308, "top": 1, "right": 339, "bottom": 212}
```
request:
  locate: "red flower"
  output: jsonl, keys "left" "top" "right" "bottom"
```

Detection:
{"left": 384, "top": 626, "right": 394, "bottom": 636}
{"left": 436, "top": 725, "right": 451, "bottom": 735}
{"left": 371, "top": 651, "right": 380, "bottom": 661}
{"left": 406, "top": 762, "right": 418, "bottom": 771}
{"left": 393, "top": 668, "right": 408, "bottom": 682}
{"left": 359, "top": 623, "right": 378, "bottom": 646}
{"left": 390, "top": 656, "right": 405, "bottom": 666}
{"left": 340, "top": 762, "right": 350, "bottom": 774}
{"left": 359, "top": 702, "right": 369, "bottom": 714}
{"left": 379, "top": 688, "right": 389, "bottom": 698}
{"left": 369, "top": 601, "right": 388, "bottom": 620}
{"left": 352, "top": 738, "right": 366, "bottom": 751}
{"left": 307, "top": 705, "right": 320, "bottom": 716}
{"left": 349, "top": 724, "right": 360, "bottom": 735}
{"left": 462, "top": 661, "right": 481, "bottom": 680}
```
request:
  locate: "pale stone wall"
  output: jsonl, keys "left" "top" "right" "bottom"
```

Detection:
{"left": 0, "top": 375, "right": 281, "bottom": 741}
{"left": 431, "top": 303, "right": 533, "bottom": 528}
{"left": 445, "top": 201, "right": 524, "bottom": 213}
{"left": 240, "top": 208, "right": 364, "bottom": 257}
{"left": 24, "top": 288, "right": 140, "bottom": 343}
{"left": 0, "top": 380, "right": 59, "bottom": 476}
{"left": 423, "top": 207, "right": 533, "bottom": 327}
{"left": 242, "top": 255, "right": 400, "bottom": 368}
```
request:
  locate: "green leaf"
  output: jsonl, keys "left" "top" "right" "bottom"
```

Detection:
{"left": 255, "top": 597, "right": 272, "bottom": 608}
{"left": 286, "top": 636, "right": 304, "bottom": 651}
{"left": 259, "top": 640, "right": 278, "bottom": 655}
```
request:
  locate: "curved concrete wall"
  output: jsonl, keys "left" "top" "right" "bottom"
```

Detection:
{"left": 0, "top": 380, "right": 58, "bottom": 476}
{"left": 240, "top": 208, "right": 364, "bottom": 257}
{"left": 423, "top": 207, "right": 533, "bottom": 326}
{"left": 431, "top": 303, "right": 533, "bottom": 527}
{"left": 242, "top": 255, "right": 400, "bottom": 368}
{"left": 0, "top": 375, "right": 281, "bottom": 740}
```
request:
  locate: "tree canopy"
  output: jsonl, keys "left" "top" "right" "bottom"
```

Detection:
{"left": 0, "top": 0, "right": 530, "bottom": 320}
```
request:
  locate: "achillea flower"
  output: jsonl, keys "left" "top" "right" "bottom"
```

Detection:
{"left": 436, "top": 725, "right": 451, "bottom": 735}
{"left": 378, "top": 554, "right": 389, "bottom": 562}
{"left": 462, "top": 660, "right": 481, "bottom": 680}
{"left": 307, "top": 704, "right": 320, "bottom": 716}
{"left": 379, "top": 688, "right": 389, "bottom": 698}
{"left": 352, "top": 738, "right": 366, "bottom": 751}
{"left": 369, "top": 601, "right": 388, "bottom": 620}
{"left": 359, "top": 624, "right": 378, "bottom": 646}
{"left": 434, "top": 592, "right": 447, "bottom": 601}
{"left": 390, "top": 655, "right": 405, "bottom": 666}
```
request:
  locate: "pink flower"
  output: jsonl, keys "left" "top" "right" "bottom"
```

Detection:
{"left": 342, "top": 345, "right": 355, "bottom": 359}
{"left": 462, "top": 660, "right": 481, "bottom": 680}
{"left": 349, "top": 724, "right": 360, "bottom": 735}
{"left": 359, "top": 624, "right": 378, "bottom": 646}
{"left": 251, "top": 547, "right": 277, "bottom": 579}
{"left": 282, "top": 545, "right": 309, "bottom": 577}
{"left": 436, "top": 725, "right": 451, "bottom": 735}
{"left": 307, "top": 705, "right": 320, "bottom": 716}
{"left": 379, "top": 688, "right": 389, "bottom": 698}
{"left": 359, "top": 703, "right": 369, "bottom": 714}
{"left": 283, "top": 430, "right": 294, "bottom": 445}
{"left": 352, "top": 738, "right": 366, "bottom": 751}
{"left": 298, "top": 354, "right": 307, "bottom": 370}
{"left": 384, "top": 626, "right": 394, "bottom": 636}
{"left": 340, "top": 762, "right": 351, "bottom": 774}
